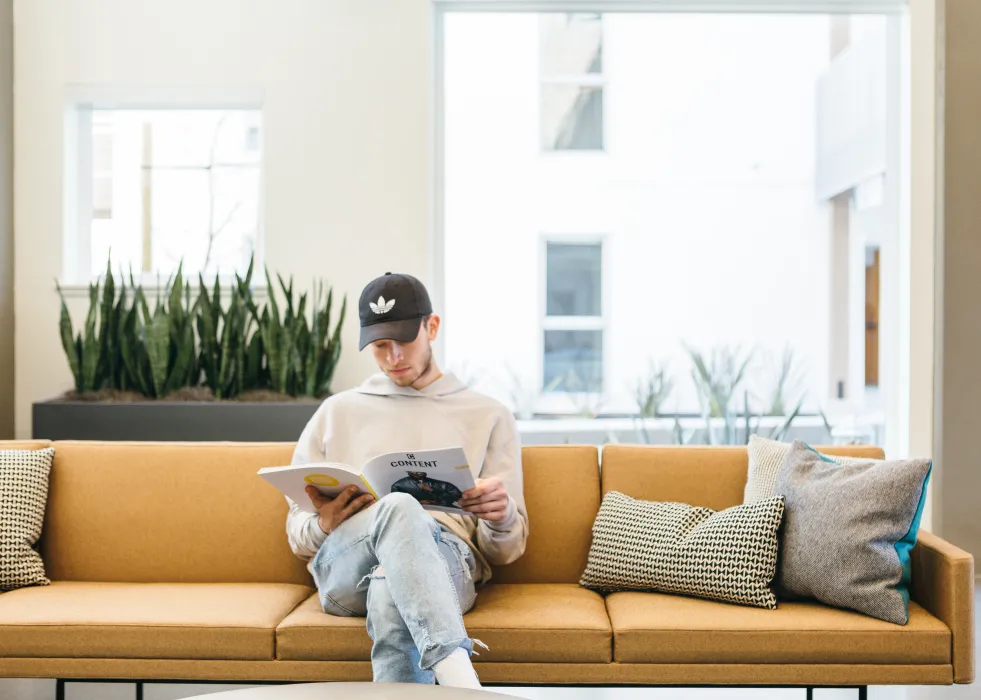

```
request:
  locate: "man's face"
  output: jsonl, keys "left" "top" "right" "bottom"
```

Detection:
{"left": 408, "top": 472, "right": 426, "bottom": 480}
{"left": 370, "top": 316, "right": 440, "bottom": 388}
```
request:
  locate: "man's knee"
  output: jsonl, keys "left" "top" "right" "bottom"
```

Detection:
{"left": 375, "top": 492, "right": 427, "bottom": 519}
{"left": 371, "top": 492, "right": 436, "bottom": 540}
{"left": 320, "top": 585, "right": 367, "bottom": 617}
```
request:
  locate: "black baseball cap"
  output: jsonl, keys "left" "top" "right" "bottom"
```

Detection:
{"left": 358, "top": 272, "right": 434, "bottom": 350}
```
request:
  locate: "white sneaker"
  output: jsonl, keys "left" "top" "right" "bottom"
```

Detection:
{"left": 432, "top": 647, "right": 481, "bottom": 689}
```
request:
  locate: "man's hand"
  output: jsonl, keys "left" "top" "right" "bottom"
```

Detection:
{"left": 459, "top": 476, "right": 510, "bottom": 523}
{"left": 306, "top": 484, "right": 375, "bottom": 535}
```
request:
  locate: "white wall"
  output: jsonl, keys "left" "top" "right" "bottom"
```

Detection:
{"left": 13, "top": 0, "right": 432, "bottom": 438}
{"left": 906, "top": 0, "right": 938, "bottom": 532}
{"left": 936, "top": 0, "right": 981, "bottom": 560}
{"left": 0, "top": 0, "right": 13, "bottom": 439}
{"left": 443, "top": 13, "right": 833, "bottom": 416}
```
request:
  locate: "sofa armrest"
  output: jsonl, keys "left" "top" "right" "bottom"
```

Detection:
{"left": 910, "top": 529, "right": 975, "bottom": 683}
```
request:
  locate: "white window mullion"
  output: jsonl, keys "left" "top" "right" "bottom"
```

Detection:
{"left": 541, "top": 75, "right": 606, "bottom": 87}
{"left": 543, "top": 315, "right": 604, "bottom": 331}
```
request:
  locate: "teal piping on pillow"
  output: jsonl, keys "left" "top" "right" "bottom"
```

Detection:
{"left": 804, "top": 442, "right": 839, "bottom": 464}
{"left": 896, "top": 463, "right": 932, "bottom": 613}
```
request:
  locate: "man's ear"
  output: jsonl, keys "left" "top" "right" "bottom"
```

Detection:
{"left": 427, "top": 315, "right": 441, "bottom": 341}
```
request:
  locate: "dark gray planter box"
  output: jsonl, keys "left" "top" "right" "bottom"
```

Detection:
{"left": 32, "top": 400, "right": 322, "bottom": 442}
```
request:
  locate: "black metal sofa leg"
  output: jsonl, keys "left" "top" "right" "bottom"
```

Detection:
{"left": 807, "top": 686, "right": 868, "bottom": 700}
{"left": 55, "top": 679, "right": 143, "bottom": 700}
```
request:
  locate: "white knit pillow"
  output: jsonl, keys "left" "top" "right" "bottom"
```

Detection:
{"left": 0, "top": 448, "right": 54, "bottom": 591}
{"left": 744, "top": 435, "right": 867, "bottom": 503}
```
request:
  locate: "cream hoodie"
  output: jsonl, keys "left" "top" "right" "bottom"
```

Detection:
{"left": 285, "top": 372, "right": 528, "bottom": 585}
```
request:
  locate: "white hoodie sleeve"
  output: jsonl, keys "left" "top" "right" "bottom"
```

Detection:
{"left": 285, "top": 402, "right": 330, "bottom": 561}
{"left": 475, "top": 411, "right": 529, "bottom": 566}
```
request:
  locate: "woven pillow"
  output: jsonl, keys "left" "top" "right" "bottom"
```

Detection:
{"left": 775, "top": 440, "right": 931, "bottom": 624}
{"left": 744, "top": 434, "right": 868, "bottom": 503}
{"left": 580, "top": 490, "right": 785, "bottom": 609}
{"left": 0, "top": 448, "right": 55, "bottom": 591}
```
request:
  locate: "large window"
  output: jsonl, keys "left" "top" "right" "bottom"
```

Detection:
{"left": 441, "top": 8, "right": 907, "bottom": 451}
{"left": 69, "top": 108, "right": 262, "bottom": 283}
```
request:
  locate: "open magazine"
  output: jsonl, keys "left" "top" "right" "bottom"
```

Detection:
{"left": 258, "top": 446, "right": 476, "bottom": 515}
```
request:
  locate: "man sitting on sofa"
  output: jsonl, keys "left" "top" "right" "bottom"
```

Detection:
{"left": 286, "top": 272, "right": 528, "bottom": 688}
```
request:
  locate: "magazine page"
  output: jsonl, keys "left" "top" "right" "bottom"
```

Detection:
{"left": 257, "top": 463, "right": 376, "bottom": 514}
{"left": 362, "top": 446, "right": 476, "bottom": 514}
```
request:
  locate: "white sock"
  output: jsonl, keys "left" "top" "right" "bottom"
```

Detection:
{"left": 432, "top": 647, "right": 481, "bottom": 689}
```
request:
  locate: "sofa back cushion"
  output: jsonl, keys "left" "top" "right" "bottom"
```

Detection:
{"left": 601, "top": 444, "right": 885, "bottom": 509}
{"left": 41, "top": 441, "right": 312, "bottom": 585}
{"left": 39, "top": 441, "right": 601, "bottom": 585}
{"left": 493, "top": 445, "right": 600, "bottom": 584}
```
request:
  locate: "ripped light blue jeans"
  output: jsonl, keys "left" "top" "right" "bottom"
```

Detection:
{"left": 310, "top": 492, "right": 479, "bottom": 684}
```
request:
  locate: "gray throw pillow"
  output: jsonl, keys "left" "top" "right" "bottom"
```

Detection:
{"left": 774, "top": 440, "right": 931, "bottom": 624}
{"left": 580, "top": 490, "right": 785, "bottom": 609}
{"left": 0, "top": 448, "right": 55, "bottom": 591}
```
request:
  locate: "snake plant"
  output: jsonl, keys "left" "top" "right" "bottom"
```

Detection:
{"left": 197, "top": 259, "right": 258, "bottom": 398}
{"left": 58, "top": 256, "right": 346, "bottom": 400}
{"left": 243, "top": 269, "right": 346, "bottom": 398}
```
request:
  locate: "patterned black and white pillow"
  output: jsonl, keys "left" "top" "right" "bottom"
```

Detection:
{"left": 0, "top": 448, "right": 55, "bottom": 591}
{"left": 580, "top": 490, "right": 785, "bottom": 609}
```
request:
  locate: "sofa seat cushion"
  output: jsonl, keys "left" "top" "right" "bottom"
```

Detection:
{"left": 607, "top": 591, "right": 951, "bottom": 664}
{"left": 277, "top": 583, "right": 612, "bottom": 663}
{"left": 0, "top": 581, "right": 312, "bottom": 660}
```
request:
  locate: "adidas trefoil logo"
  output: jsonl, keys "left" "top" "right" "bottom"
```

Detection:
{"left": 369, "top": 296, "right": 396, "bottom": 315}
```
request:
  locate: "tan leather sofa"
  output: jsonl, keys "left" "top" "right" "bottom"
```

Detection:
{"left": 0, "top": 439, "right": 974, "bottom": 689}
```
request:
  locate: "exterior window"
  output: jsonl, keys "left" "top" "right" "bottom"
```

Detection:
{"left": 543, "top": 241, "right": 604, "bottom": 392}
{"left": 540, "top": 13, "right": 604, "bottom": 151}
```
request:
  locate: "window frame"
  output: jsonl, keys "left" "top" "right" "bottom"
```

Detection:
{"left": 538, "top": 234, "right": 609, "bottom": 409}
{"left": 61, "top": 86, "right": 266, "bottom": 293}
{"left": 434, "top": 1, "right": 906, "bottom": 12}
{"left": 538, "top": 12, "right": 607, "bottom": 153}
